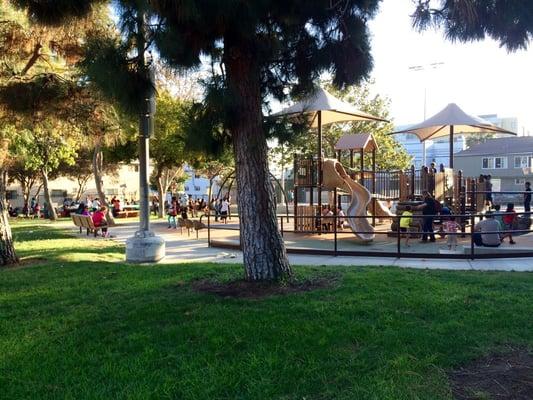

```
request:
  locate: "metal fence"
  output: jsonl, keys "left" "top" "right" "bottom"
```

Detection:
{"left": 206, "top": 211, "right": 533, "bottom": 260}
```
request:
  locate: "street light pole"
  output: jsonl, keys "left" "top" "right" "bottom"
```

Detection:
{"left": 408, "top": 62, "right": 444, "bottom": 167}
{"left": 125, "top": 12, "right": 165, "bottom": 263}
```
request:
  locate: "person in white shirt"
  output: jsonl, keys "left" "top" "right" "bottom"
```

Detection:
{"left": 220, "top": 199, "right": 229, "bottom": 224}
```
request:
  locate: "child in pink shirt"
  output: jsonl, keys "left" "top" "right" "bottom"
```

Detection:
{"left": 443, "top": 217, "right": 461, "bottom": 250}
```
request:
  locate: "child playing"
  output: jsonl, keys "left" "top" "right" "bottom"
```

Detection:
{"left": 443, "top": 216, "right": 461, "bottom": 250}
{"left": 502, "top": 203, "right": 517, "bottom": 244}
{"left": 399, "top": 206, "right": 413, "bottom": 247}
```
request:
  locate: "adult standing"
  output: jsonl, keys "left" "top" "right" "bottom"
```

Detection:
{"left": 417, "top": 191, "right": 437, "bottom": 242}
{"left": 524, "top": 181, "right": 531, "bottom": 214}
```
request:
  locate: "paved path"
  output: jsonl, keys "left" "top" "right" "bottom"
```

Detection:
{"left": 99, "top": 220, "right": 533, "bottom": 272}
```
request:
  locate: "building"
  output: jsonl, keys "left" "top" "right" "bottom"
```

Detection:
{"left": 6, "top": 162, "right": 147, "bottom": 210}
{"left": 392, "top": 132, "right": 466, "bottom": 168}
{"left": 181, "top": 164, "right": 220, "bottom": 200}
{"left": 454, "top": 136, "right": 533, "bottom": 192}
{"left": 393, "top": 114, "right": 522, "bottom": 168}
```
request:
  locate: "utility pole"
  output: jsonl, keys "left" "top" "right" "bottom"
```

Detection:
{"left": 408, "top": 62, "right": 445, "bottom": 167}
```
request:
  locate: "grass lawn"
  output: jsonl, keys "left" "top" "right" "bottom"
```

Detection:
{"left": 1, "top": 222, "right": 532, "bottom": 399}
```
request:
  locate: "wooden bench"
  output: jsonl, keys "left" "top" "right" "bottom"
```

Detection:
{"left": 115, "top": 210, "right": 140, "bottom": 218}
{"left": 71, "top": 214, "right": 102, "bottom": 237}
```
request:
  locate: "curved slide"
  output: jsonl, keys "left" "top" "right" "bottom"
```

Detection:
{"left": 322, "top": 159, "right": 375, "bottom": 241}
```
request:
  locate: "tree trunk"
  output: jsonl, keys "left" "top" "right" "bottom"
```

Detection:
{"left": 41, "top": 168, "right": 58, "bottom": 220}
{"left": 20, "top": 180, "right": 28, "bottom": 206}
{"left": 92, "top": 140, "right": 116, "bottom": 226}
{"left": 34, "top": 183, "right": 43, "bottom": 200}
{"left": 225, "top": 41, "right": 291, "bottom": 281}
{"left": 75, "top": 175, "right": 90, "bottom": 202}
{"left": 0, "top": 168, "right": 18, "bottom": 266}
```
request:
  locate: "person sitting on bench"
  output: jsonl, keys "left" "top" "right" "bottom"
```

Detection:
{"left": 473, "top": 211, "right": 501, "bottom": 247}
{"left": 92, "top": 206, "right": 109, "bottom": 237}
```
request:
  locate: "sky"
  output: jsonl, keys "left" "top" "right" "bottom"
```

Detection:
{"left": 367, "top": 0, "right": 533, "bottom": 134}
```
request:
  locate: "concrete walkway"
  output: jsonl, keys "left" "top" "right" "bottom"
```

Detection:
{"left": 102, "top": 220, "right": 533, "bottom": 272}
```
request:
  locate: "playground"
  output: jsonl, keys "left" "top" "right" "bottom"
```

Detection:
{"left": 206, "top": 89, "right": 533, "bottom": 260}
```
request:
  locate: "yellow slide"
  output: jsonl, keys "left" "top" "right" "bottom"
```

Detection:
{"left": 322, "top": 159, "right": 375, "bottom": 241}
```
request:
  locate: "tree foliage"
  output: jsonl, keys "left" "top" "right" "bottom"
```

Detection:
{"left": 413, "top": 0, "right": 533, "bottom": 51}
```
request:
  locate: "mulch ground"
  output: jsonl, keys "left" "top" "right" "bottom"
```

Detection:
{"left": 449, "top": 347, "right": 533, "bottom": 400}
{"left": 192, "top": 275, "right": 338, "bottom": 299}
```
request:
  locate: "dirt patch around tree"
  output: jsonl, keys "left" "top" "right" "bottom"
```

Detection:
{"left": 192, "top": 274, "right": 339, "bottom": 299}
{"left": 448, "top": 347, "right": 533, "bottom": 400}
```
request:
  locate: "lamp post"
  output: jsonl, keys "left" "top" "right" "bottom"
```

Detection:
{"left": 125, "top": 13, "right": 165, "bottom": 263}
{"left": 408, "top": 62, "right": 445, "bottom": 167}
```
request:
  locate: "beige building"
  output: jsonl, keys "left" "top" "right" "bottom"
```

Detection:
{"left": 6, "top": 162, "right": 149, "bottom": 210}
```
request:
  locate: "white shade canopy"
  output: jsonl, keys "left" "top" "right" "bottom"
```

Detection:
{"left": 272, "top": 87, "right": 388, "bottom": 127}
{"left": 390, "top": 103, "right": 516, "bottom": 142}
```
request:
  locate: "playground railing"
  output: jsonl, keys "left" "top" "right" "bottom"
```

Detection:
{"left": 206, "top": 210, "right": 533, "bottom": 260}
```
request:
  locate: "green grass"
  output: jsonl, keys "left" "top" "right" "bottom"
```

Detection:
{"left": 1, "top": 222, "right": 532, "bottom": 399}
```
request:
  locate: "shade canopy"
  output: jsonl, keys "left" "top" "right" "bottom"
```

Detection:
{"left": 272, "top": 87, "right": 388, "bottom": 127}
{"left": 390, "top": 103, "right": 516, "bottom": 142}
{"left": 335, "top": 133, "right": 378, "bottom": 152}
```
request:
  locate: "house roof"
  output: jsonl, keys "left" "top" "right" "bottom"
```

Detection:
{"left": 334, "top": 133, "right": 378, "bottom": 152}
{"left": 455, "top": 136, "right": 533, "bottom": 157}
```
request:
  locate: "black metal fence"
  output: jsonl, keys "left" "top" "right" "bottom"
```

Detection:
{"left": 207, "top": 211, "right": 533, "bottom": 260}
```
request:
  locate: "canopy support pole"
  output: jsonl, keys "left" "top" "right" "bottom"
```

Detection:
{"left": 317, "top": 110, "right": 322, "bottom": 234}
{"left": 449, "top": 125, "right": 454, "bottom": 169}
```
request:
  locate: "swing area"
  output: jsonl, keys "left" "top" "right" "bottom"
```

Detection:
{"left": 207, "top": 88, "right": 533, "bottom": 259}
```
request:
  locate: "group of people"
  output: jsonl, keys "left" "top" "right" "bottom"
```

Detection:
{"left": 474, "top": 203, "right": 522, "bottom": 247}
{"left": 74, "top": 202, "right": 110, "bottom": 237}
{"left": 318, "top": 205, "right": 346, "bottom": 231}
{"left": 210, "top": 196, "right": 231, "bottom": 224}
{"left": 399, "top": 188, "right": 529, "bottom": 250}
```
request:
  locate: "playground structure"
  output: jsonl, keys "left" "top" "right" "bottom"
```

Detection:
{"left": 206, "top": 88, "right": 533, "bottom": 259}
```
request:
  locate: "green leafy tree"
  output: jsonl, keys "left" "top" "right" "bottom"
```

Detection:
{"left": 150, "top": 93, "right": 189, "bottom": 218}
{"left": 18, "top": 123, "right": 78, "bottom": 220}
{"left": 0, "top": 0, "right": 112, "bottom": 263}
{"left": 191, "top": 150, "right": 235, "bottom": 205}
{"left": 7, "top": 156, "right": 40, "bottom": 208}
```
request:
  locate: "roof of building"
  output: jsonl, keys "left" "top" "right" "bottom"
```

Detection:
{"left": 334, "top": 133, "right": 378, "bottom": 152}
{"left": 455, "top": 136, "right": 533, "bottom": 157}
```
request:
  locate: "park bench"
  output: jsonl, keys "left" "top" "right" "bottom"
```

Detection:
{"left": 71, "top": 214, "right": 102, "bottom": 237}
{"left": 177, "top": 218, "right": 207, "bottom": 239}
{"left": 115, "top": 210, "right": 140, "bottom": 218}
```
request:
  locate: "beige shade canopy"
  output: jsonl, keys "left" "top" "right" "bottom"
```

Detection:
{"left": 390, "top": 103, "right": 516, "bottom": 168}
{"left": 272, "top": 87, "right": 388, "bottom": 127}
{"left": 335, "top": 133, "right": 378, "bottom": 152}
{"left": 390, "top": 103, "right": 516, "bottom": 142}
